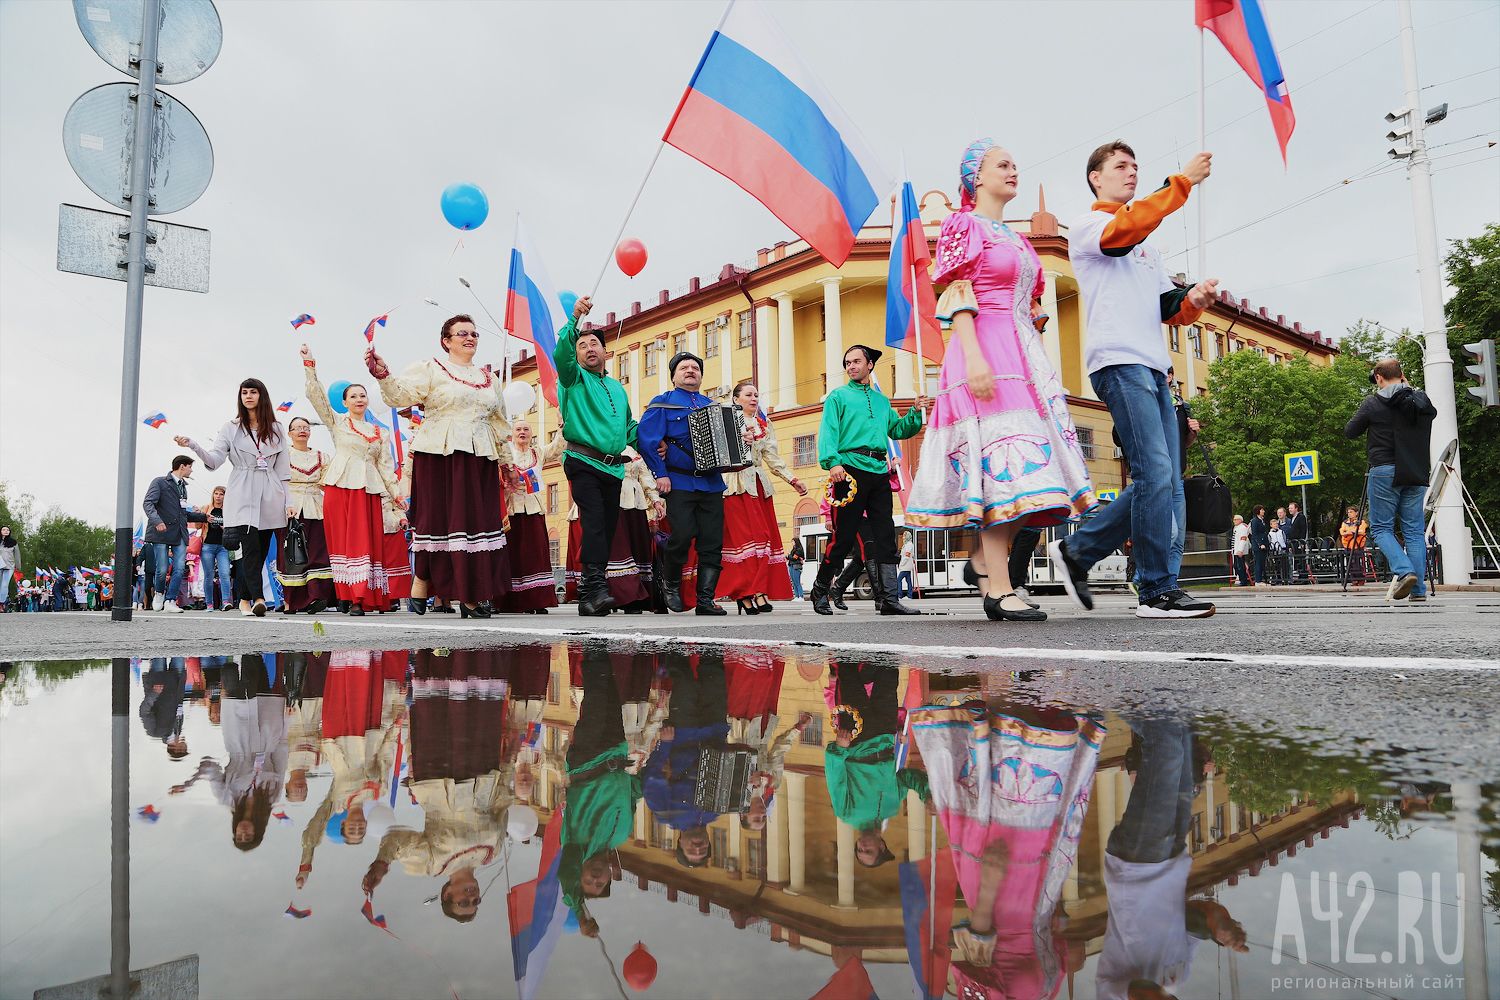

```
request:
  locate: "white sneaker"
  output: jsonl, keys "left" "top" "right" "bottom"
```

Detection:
{"left": 163, "top": 600, "right": 183, "bottom": 614}
{"left": 1387, "top": 574, "right": 1418, "bottom": 601}
{"left": 152, "top": 593, "right": 165, "bottom": 611}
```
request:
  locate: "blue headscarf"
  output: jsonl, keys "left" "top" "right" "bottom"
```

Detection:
{"left": 959, "top": 137, "right": 998, "bottom": 212}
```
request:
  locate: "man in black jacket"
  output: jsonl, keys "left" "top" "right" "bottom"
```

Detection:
{"left": 1345, "top": 358, "right": 1438, "bottom": 602}
{"left": 1248, "top": 505, "right": 1270, "bottom": 585}
{"left": 142, "top": 455, "right": 208, "bottom": 613}
{"left": 1284, "top": 502, "right": 1309, "bottom": 583}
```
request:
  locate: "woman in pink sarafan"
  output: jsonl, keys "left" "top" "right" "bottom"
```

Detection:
{"left": 905, "top": 138, "right": 1095, "bottom": 622}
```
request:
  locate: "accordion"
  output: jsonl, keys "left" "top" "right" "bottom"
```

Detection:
{"left": 687, "top": 405, "right": 753, "bottom": 475}
{"left": 693, "top": 745, "right": 757, "bottom": 814}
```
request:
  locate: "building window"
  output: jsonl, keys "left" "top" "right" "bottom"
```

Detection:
{"left": 617, "top": 352, "right": 632, "bottom": 384}
{"left": 547, "top": 672, "right": 560, "bottom": 705}
{"left": 546, "top": 483, "right": 558, "bottom": 515}
{"left": 737, "top": 310, "right": 753, "bottom": 348}
{"left": 705, "top": 326, "right": 720, "bottom": 358}
{"left": 711, "top": 828, "right": 729, "bottom": 869}
{"left": 672, "top": 332, "right": 687, "bottom": 355}
{"left": 1076, "top": 426, "right": 1096, "bottom": 461}
{"left": 1169, "top": 326, "right": 1181, "bottom": 352}
{"left": 798, "top": 713, "right": 823, "bottom": 745}
{"left": 1215, "top": 333, "right": 1226, "bottom": 358}
{"left": 1229, "top": 337, "right": 1241, "bottom": 353}
{"left": 1268, "top": 352, "right": 1279, "bottom": 364}
{"left": 792, "top": 434, "right": 816, "bottom": 467}
{"left": 819, "top": 305, "right": 827, "bottom": 341}
{"left": 548, "top": 537, "right": 560, "bottom": 566}
{"left": 746, "top": 837, "right": 766, "bottom": 879}
{"left": 644, "top": 342, "right": 659, "bottom": 376}
{"left": 1190, "top": 812, "right": 1204, "bottom": 852}
{"left": 924, "top": 363, "right": 941, "bottom": 386}
{"left": 652, "top": 819, "right": 672, "bottom": 850}
{"left": 1192, "top": 327, "right": 1204, "bottom": 360}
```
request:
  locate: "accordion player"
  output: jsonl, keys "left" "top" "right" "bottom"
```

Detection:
{"left": 686, "top": 405, "right": 753, "bottom": 475}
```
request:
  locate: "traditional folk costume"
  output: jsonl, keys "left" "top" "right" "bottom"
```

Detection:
{"left": 910, "top": 701, "right": 1104, "bottom": 1000}
{"left": 719, "top": 412, "right": 797, "bottom": 607}
{"left": 376, "top": 354, "right": 513, "bottom": 608}
{"left": 303, "top": 366, "right": 404, "bottom": 612}
{"left": 644, "top": 651, "right": 730, "bottom": 834}
{"left": 810, "top": 361, "right": 924, "bottom": 615}
{"left": 823, "top": 662, "right": 929, "bottom": 834}
{"left": 906, "top": 139, "right": 1094, "bottom": 533}
{"left": 638, "top": 359, "right": 728, "bottom": 615}
{"left": 277, "top": 445, "right": 336, "bottom": 611}
{"left": 563, "top": 454, "right": 660, "bottom": 610}
{"left": 553, "top": 318, "right": 638, "bottom": 617}
{"left": 379, "top": 466, "right": 412, "bottom": 605}
{"left": 499, "top": 432, "right": 564, "bottom": 612}
{"left": 725, "top": 648, "right": 796, "bottom": 824}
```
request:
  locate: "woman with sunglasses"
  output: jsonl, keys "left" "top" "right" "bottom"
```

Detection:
{"left": 365, "top": 315, "right": 512, "bottom": 618}
{"left": 275, "top": 415, "right": 336, "bottom": 614}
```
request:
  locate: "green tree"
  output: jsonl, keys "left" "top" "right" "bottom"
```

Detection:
{"left": 0, "top": 480, "right": 112, "bottom": 579}
{"left": 1443, "top": 223, "right": 1500, "bottom": 529}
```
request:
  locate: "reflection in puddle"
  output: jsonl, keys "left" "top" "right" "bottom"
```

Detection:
{"left": 0, "top": 647, "right": 1495, "bottom": 999}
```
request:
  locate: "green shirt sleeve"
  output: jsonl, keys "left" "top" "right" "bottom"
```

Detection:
{"left": 554, "top": 319, "right": 581, "bottom": 389}
{"left": 888, "top": 402, "right": 924, "bottom": 440}
{"left": 818, "top": 392, "right": 844, "bottom": 470}
{"left": 897, "top": 767, "right": 930, "bottom": 802}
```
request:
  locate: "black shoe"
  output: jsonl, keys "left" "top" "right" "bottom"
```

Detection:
{"left": 754, "top": 595, "right": 773, "bottom": 613}
{"left": 349, "top": 606, "right": 364, "bottom": 616}
{"left": 535, "top": 607, "right": 548, "bottom": 614}
{"left": 809, "top": 582, "right": 833, "bottom": 616}
{"left": 695, "top": 567, "right": 727, "bottom": 616}
{"left": 1046, "top": 540, "right": 1093, "bottom": 611}
{"left": 874, "top": 563, "right": 921, "bottom": 616}
{"left": 407, "top": 598, "right": 426, "bottom": 615}
{"left": 252, "top": 600, "right": 267, "bottom": 618}
{"left": 460, "top": 603, "right": 492, "bottom": 619}
{"left": 984, "top": 594, "right": 1047, "bottom": 622}
{"left": 434, "top": 604, "right": 455, "bottom": 614}
{"left": 829, "top": 560, "right": 861, "bottom": 611}
{"left": 1135, "top": 589, "right": 1216, "bottom": 619}
{"left": 660, "top": 562, "right": 686, "bottom": 614}
{"left": 736, "top": 598, "right": 759, "bottom": 615}
{"left": 306, "top": 599, "right": 328, "bottom": 615}
{"left": 962, "top": 560, "right": 982, "bottom": 588}
{"left": 578, "top": 563, "right": 616, "bottom": 617}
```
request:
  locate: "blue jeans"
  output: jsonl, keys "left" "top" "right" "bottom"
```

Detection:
{"left": 1066, "top": 365, "right": 1181, "bottom": 601}
{"left": 202, "top": 544, "right": 232, "bottom": 606}
{"left": 1367, "top": 465, "right": 1427, "bottom": 595}
{"left": 898, "top": 570, "right": 914, "bottom": 598}
{"left": 152, "top": 542, "right": 187, "bottom": 603}
{"left": 788, "top": 564, "right": 804, "bottom": 598}
{"left": 1134, "top": 480, "right": 1186, "bottom": 587}
{"left": 1107, "top": 717, "right": 1195, "bottom": 864}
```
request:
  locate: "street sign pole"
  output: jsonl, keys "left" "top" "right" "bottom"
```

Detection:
{"left": 110, "top": 0, "right": 162, "bottom": 623}
{"left": 1300, "top": 482, "right": 1313, "bottom": 583}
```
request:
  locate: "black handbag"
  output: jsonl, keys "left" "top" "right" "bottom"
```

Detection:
{"left": 1183, "top": 435, "right": 1234, "bottom": 535}
{"left": 284, "top": 517, "right": 310, "bottom": 575}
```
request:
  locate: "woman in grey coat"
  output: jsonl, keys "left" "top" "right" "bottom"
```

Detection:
{"left": 177, "top": 378, "right": 290, "bottom": 616}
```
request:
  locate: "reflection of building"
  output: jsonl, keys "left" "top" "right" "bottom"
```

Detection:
{"left": 521, "top": 650, "right": 1366, "bottom": 969}
{"left": 510, "top": 194, "right": 1338, "bottom": 566}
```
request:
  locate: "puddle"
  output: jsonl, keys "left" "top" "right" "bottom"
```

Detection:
{"left": 0, "top": 645, "right": 1495, "bottom": 999}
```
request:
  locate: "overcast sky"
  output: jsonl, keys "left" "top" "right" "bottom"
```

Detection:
{"left": 1, "top": 0, "right": 1496, "bottom": 528}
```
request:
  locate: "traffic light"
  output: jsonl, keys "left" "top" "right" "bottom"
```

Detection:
{"left": 1463, "top": 339, "right": 1499, "bottom": 408}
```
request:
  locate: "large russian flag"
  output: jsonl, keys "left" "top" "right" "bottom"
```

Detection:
{"left": 898, "top": 848, "right": 956, "bottom": 1000}
{"left": 1196, "top": 0, "right": 1295, "bottom": 162}
{"left": 507, "top": 804, "right": 567, "bottom": 1000}
{"left": 884, "top": 181, "right": 943, "bottom": 366}
{"left": 663, "top": 0, "right": 889, "bottom": 267}
{"left": 505, "top": 216, "right": 565, "bottom": 407}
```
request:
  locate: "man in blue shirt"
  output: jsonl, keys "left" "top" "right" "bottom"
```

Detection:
{"left": 638, "top": 352, "right": 729, "bottom": 615}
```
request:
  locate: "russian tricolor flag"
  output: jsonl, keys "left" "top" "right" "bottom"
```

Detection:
{"left": 508, "top": 804, "right": 567, "bottom": 1000}
{"left": 276, "top": 400, "right": 294, "bottom": 413}
{"left": 290, "top": 313, "right": 316, "bottom": 330}
{"left": 884, "top": 181, "right": 943, "bottom": 366}
{"left": 505, "top": 217, "right": 566, "bottom": 407}
{"left": 1196, "top": 0, "right": 1295, "bottom": 162}
{"left": 664, "top": 1, "right": 888, "bottom": 267}
{"left": 363, "top": 314, "right": 388, "bottom": 343}
{"left": 898, "top": 849, "right": 956, "bottom": 1000}
{"left": 142, "top": 411, "right": 167, "bottom": 429}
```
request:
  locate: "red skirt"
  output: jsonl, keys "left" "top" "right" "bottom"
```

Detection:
{"left": 565, "top": 510, "right": 652, "bottom": 607}
{"left": 726, "top": 649, "right": 786, "bottom": 736}
{"left": 383, "top": 529, "right": 412, "bottom": 601}
{"left": 277, "top": 517, "right": 336, "bottom": 611}
{"left": 324, "top": 487, "right": 395, "bottom": 611}
{"left": 718, "top": 489, "right": 792, "bottom": 601}
{"left": 500, "top": 511, "right": 558, "bottom": 612}
{"left": 322, "top": 649, "right": 406, "bottom": 739}
{"left": 410, "top": 451, "right": 510, "bottom": 604}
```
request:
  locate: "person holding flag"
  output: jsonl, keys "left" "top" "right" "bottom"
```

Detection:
{"left": 905, "top": 139, "right": 1095, "bottom": 624}
{"left": 499, "top": 419, "right": 564, "bottom": 614}
{"left": 276, "top": 418, "right": 335, "bottom": 615}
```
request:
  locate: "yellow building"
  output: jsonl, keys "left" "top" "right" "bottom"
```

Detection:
{"left": 510, "top": 191, "right": 1339, "bottom": 572}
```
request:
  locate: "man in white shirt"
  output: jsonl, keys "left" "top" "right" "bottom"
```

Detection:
{"left": 1048, "top": 141, "right": 1220, "bottom": 619}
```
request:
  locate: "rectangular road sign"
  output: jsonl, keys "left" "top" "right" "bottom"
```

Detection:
{"left": 1284, "top": 450, "right": 1320, "bottom": 486}
{"left": 56, "top": 203, "right": 210, "bottom": 293}
{"left": 1096, "top": 489, "right": 1120, "bottom": 503}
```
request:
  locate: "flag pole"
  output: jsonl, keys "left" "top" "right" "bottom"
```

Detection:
{"left": 899, "top": 157, "right": 928, "bottom": 411}
{"left": 1196, "top": 26, "right": 1208, "bottom": 280}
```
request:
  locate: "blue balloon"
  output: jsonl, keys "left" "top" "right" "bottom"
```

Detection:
{"left": 558, "top": 290, "right": 578, "bottom": 318}
{"left": 328, "top": 380, "right": 351, "bottom": 414}
{"left": 440, "top": 182, "right": 489, "bottom": 231}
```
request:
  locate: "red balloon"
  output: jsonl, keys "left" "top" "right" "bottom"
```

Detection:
{"left": 615, "top": 238, "right": 648, "bottom": 278}
{"left": 622, "top": 942, "right": 657, "bottom": 991}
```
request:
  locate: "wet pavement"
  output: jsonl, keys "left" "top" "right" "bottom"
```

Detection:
{"left": 0, "top": 638, "right": 1495, "bottom": 1000}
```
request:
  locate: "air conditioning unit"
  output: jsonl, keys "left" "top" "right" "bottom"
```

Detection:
{"left": 1112, "top": 447, "right": 1124, "bottom": 459}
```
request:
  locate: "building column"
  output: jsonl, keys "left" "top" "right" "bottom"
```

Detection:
{"left": 719, "top": 314, "right": 734, "bottom": 394}
{"left": 835, "top": 819, "right": 855, "bottom": 908}
{"left": 634, "top": 797, "right": 647, "bottom": 844}
{"left": 656, "top": 336, "right": 669, "bottom": 394}
{"left": 1184, "top": 325, "right": 1199, "bottom": 397}
{"left": 1076, "top": 309, "right": 1101, "bottom": 402}
{"left": 905, "top": 788, "right": 927, "bottom": 861}
{"left": 785, "top": 771, "right": 807, "bottom": 894}
{"left": 1228, "top": 795, "right": 1241, "bottom": 835}
{"left": 754, "top": 301, "right": 774, "bottom": 399}
{"left": 1041, "top": 271, "right": 1064, "bottom": 385}
{"left": 819, "top": 277, "right": 843, "bottom": 399}
{"left": 774, "top": 292, "right": 797, "bottom": 410}
{"left": 627, "top": 344, "right": 640, "bottom": 416}
{"left": 1095, "top": 767, "right": 1118, "bottom": 873}
{"left": 728, "top": 815, "right": 742, "bottom": 876}
{"left": 767, "top": 768, "right": 790, "bottom": 884}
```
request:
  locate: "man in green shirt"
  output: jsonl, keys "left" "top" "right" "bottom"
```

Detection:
{"left": 812, "top": 344, "right": 927, "bottom": 616}
{"left": 552, "top": 296, "right": 639, "bottom": 617}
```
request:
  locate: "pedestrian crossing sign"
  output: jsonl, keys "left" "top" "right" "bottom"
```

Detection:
{"left": 1284, "top": 450, "right": 1320, "bottom": 486}
{"left": 1096, "top": 489, "right": 1120, "bottom": 502}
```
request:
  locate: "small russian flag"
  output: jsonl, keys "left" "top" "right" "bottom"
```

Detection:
{"left": 521, "top": 467, "right": 541, "bottom": 495}
{"left": 137, "top": 805, "right": 162, "bottom": 823}
{"left": 142, "top": 412, "right": 168, "bottom": 429}
{"left": 363, "top": 314, "right": 389, "bottom": 343}
{"left": 285, "top": 904, "right": 313, "bottom": 919}
{"left": 276, "top": 401, "right": 294, "bottom": 413}
{"left": 408, "top": 407, "right": 424, "bottom": 427}
{"left": 290, "top": 313, "right": 316, "bottom": 330}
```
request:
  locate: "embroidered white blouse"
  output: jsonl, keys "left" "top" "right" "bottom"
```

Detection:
{"left": 376, "top": 357, "right": 513, "bottom": 462}
{"left": 305, "top": 366, "right": 403, "bottom": 497}
{"left": 723, "top": 416, "right": 798, "bottom": 498}
{"left": 287, "top": 447, "right": 328, "bottom": 520}
{"left": 506, "top": 433, "right": 566, "bottom": 517}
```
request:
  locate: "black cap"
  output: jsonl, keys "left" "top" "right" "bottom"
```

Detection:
{"left": 845, "top": 344, "right": 883, "bottom": 364}
{"left": 668, "top": 351, "right": 704, "bottom": 377}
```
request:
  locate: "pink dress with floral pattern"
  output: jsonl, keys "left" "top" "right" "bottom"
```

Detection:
{"left": 906, "top": 212, "right": 1095, "bottom": 530}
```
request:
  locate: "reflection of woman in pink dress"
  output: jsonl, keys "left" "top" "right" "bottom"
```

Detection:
{"left": 906, "top": 138, "right": 1095, "bottom": 622}
{"left": 910, "top": 701, "right": 1103, "bottom": 1000}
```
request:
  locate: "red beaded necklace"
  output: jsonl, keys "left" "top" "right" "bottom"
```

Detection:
{"left": 290, "top": 451, "right": 323, "bottom": 477}
{"left": 346, "top": 417, "right": 381, "bottom": 444}
{"left": 433, "top": 357, "right": 493, "bottom": 389}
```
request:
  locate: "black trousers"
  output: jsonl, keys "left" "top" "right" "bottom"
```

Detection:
{"left": 235, "top": 526, "right": 269, "bottom": 601}
{"left": 566, "top": 458, "right": 623, "bottom": 566}
{"left": 568, "top": 646, "right": 627, "bottom": 769}
{"left": 665, "top": 489, "right": 724, "bottom": 571}
{"left": 821, "top": 467, "right": 897, "bottom": 578}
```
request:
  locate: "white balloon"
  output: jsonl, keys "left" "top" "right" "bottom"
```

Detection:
{"left": 362, "top": 801, "right": 397, "bottom": 840}
{"left": 503, "top": 380, "right": 536, "bottom": 419}
{"left": 506, "top": 804, "right": 539, "bottom": 843}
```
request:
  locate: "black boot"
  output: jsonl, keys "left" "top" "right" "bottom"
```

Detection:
{"left": 695, "top": 566, "right": 727, "bottom": 616}
{"left": 809, "top": 565, "right": 836, "bottom": 616}
{"left": 829, "top": 558, "right": 862, "bottom": 610}
{"left": 578, "top": 564, "right": 616, "bottom": 617}
{"left": 875, "top": 562, "right": 921, "bottom": 615}
{"left": 660, "top": 561, "right": 686, "bottom": 613}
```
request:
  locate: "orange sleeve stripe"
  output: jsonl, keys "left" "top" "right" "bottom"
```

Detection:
{"left": 1166, "top": 300, "right": 1206, "bottom": 327}
{"left": 1098, "top": 175, "right": 1193, "bottom": 251}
